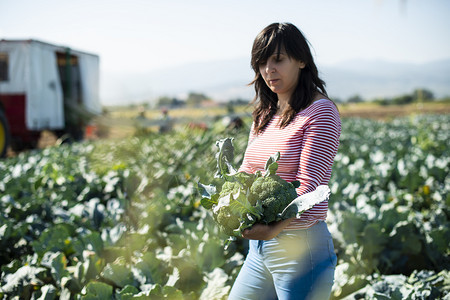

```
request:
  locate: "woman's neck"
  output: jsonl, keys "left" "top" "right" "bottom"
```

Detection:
{"left": 276, "top": 92, "right": 327, "bottom": 114}
{"left": 276, "top": 95, "right": 290, "bottom": 115}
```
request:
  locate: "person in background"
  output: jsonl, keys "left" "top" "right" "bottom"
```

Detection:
{"left": 159, "top": 108, "right": 173, "bottom": 133}
{"left": 228, "top": 22, "right": 341, "bottom": 300}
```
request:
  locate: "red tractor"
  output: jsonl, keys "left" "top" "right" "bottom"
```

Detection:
{"left": 0, "top": 39, "right": 101, "bottom": 157}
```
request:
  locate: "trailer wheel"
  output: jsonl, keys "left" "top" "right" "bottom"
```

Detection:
{"left": 0, "top": 110, "right": 11, "bottom": 158}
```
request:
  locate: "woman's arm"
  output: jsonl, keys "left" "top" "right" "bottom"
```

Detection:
{"left": 241, "top": 217, "right": 295, "bottom": 240}
{"left": 296, "top": 102, "right": 341, "bottom": 195}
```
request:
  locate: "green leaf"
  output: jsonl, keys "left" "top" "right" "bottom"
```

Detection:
{"left": 360, "top": 223, "right": 388, "bottom": 259}
{"left": 171, "top": 255, "right": 204, "bottom": 292}
{"left": 101, "top": 223, "right": 127, "bottom": 246}
{"left": 0, "top": 265, "right": 48, "bottom": 295}
{"left": 61, "top": 276, "right": 83, "bottom": 294}
{"left": 339, "top": 212, "right": 366, "bottom": 244}
{"left": 200, "top": 268, "right": 231, "bottom": 300}
{"left": 198, "top": 182, "right": 217, "bottom": 199}
{"left": 81, "top": 281, "right": 113, "bottom": 299}
{"left": 233, "top": 171, "right": 256, "bottom": 188}
{"left": 117, "top": 284, "right": 140, "bottom": 299}
{"left": 72, "top": 231, "right": 104, "bottom": 258}
{"left": 0, "top": 223, "right": 11, "bottom": 241}
{"left": 84, "top": 198, "right": 105, "bottom": 229}
{"left": 378, "top": 204, "right": 409, "bottom": 232}
{"left": 280, "top": 185, "right": 330, "bottom": 219}
{"left": 59, "top": 287, "right": 71, "bottom": 300}
{"left": 82, "top": 253, "right": 105, "bottom": 283}
{"left": 101, "top": 263, "right": 135, "bottom": 288}
{"left": 428, "top": 227, "right": 450, "bottom": 254}
{"left": 37, "top": 284, "right": 57, "bottom": 300}
{"left": 147, "top": 284, "right": 164, "bottom": 297}
{"left": 389, "top": 221, "right": 422, "bottom": 255}
{"left": 215, "top": 138, "right": 237, "bottom": 179}
{"left": 264, "top": 152, "right": 280, "bottom": 176}
{"left": 40, "top": 252, "right": 69, "bottom": 285}
{"left": 228, "top": 189, "right": 263, "bottom": 220}
{"left": 166, "top": 233, "right": 188, "bottom": 255}
{"left": 162, "top": 285, "right": 184, "bottom": 299}
{"left": 197, "top": 182, "right": 219, "bottom": 209}
{"left": 31, "top": 224, "right": 75, "bottom": 257}
{"left": 119, "top": 285, "right": 140, "bottom": 294}
{"left": 1, "top": 259, "right": 22, "bottom": 276}
{"left": 194, "top": 240, "right": 226, "bottom": 273}
{"left": 102, "top": 246, "right": 129, "bottom": 263}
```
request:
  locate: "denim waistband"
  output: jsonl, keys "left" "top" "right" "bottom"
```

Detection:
{"left": 255, "top": 221, "right": 330, "bottom": 255}
{"left": 257, "top": 240, "right": 264, "bottom": 254}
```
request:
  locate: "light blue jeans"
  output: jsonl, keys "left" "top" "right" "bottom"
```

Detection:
{"left": 228, "top": 221, "right": 337, "bottom": 300}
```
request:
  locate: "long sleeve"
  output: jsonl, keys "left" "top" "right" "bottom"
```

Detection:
{"left": 295, "top": 103, "right": 341, "bottom": 196}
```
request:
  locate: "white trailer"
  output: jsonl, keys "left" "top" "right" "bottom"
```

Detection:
{"left": 0, "top": 39, "right": 101, "bottom": 156}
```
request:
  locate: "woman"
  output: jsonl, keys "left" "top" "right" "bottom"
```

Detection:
{"left": 228, "top": 23, "right": 341, "bottom": 300}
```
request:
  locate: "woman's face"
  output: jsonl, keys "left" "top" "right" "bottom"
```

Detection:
{"left": 259, "top": 49, "right": 305, "bottom": 101}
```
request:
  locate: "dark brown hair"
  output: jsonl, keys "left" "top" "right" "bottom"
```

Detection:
{"left": 250, "top": 22, "right": 328, "bottom": 134}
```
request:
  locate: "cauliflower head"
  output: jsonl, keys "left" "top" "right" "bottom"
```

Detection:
{"left": 213, "top": 180, "right": 262, "bottom": 236}
{"left": 249, "top": 174, "right": 299, "bottom": 224}
{"left": 214, "top": 205, "right": 240, "bottom": 236}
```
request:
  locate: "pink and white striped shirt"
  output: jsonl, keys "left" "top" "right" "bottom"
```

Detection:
{"left": 239, "top": 99, "right": 341, "bottom": 230}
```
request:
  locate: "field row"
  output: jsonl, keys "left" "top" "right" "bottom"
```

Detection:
{"left": 0, "top": 114, "right": 449, "bottom": 299}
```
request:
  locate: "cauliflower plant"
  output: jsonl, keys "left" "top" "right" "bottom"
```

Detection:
{"left": 198, "top": 138, "right": 328, "bottom": 239}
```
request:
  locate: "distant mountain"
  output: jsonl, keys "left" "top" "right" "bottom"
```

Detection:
{"left": 321, "top": 58, "right": 450, "bottom": 101}
{"left": 101, "top": 57, "right": 254, "bottom": 105}
{"left": 100, "top": 57, "right": 450, "bottom": 105}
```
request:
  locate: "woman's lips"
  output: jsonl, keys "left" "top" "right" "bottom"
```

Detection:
{"left": 268, "top": 79, "right": 279, "bottom": 85}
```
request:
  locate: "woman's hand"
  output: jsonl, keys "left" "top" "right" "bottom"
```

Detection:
{"left": 241, "top": 217, "right": 295, "bottom": 240}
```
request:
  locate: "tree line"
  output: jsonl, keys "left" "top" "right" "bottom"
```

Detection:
{"left": 155, "top": 92, "right": 249, "bottom": 109}
{"left": 124, "top": 87, "right": 447, "bottom": 111}
{"left": 340, "top": 88, "right": 440, "bottom": 105}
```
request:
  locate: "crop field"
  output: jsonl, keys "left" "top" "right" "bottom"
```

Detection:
{"left": 0, "top": 110, "right": 449, "bottom": 299}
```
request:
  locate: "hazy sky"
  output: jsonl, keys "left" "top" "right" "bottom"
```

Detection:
{"left": 1, "top": 0, "right": 450, "bottom": 75}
